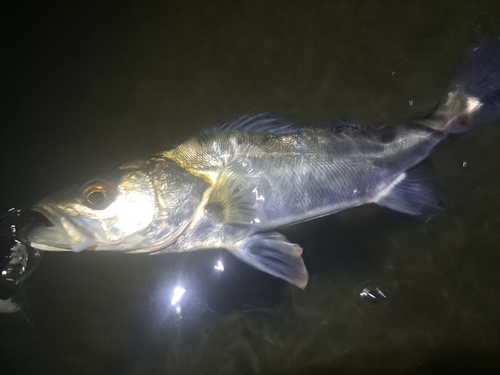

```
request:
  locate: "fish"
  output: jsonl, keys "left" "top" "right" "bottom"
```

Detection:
{"left": 21, "top": 28, "right": 500, "bottom": 288}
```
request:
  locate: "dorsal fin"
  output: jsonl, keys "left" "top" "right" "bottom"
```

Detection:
{"left": 319, "top": 117, "right": 363, "bottom": 130}
{"left": 206, "top": 113, "right": 300, "bottom": 134}
{"left": 207, "top": 113, "right": 367, "bottom": 135}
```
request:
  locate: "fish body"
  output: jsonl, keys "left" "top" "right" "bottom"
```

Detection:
{"left": 23, "top": 29, "right": 500, "bottom": 288}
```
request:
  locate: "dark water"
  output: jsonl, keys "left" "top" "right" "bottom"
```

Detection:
{"left": 1, "top": 1, "right": 500, "bottom": 374}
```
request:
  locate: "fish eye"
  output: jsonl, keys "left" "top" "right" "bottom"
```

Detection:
{"left": 87, "top": 190, "right": 106, "bottom": 205}
{"left": 82, "top": 181, "right": 114, "bottom": 209}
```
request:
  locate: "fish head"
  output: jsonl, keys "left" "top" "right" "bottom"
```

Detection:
{"left": 23, "top": 168, "right": 159, "bottom": 252}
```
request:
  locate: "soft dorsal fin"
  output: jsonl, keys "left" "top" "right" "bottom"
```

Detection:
{"left": 208, "top": 113, "right": 367, "bottom": 135}
{"left": 206, "top": 113, "right": 300, "bottom": 134}
{"left": 319, "top": 117, "right": 363, "bottom": 130}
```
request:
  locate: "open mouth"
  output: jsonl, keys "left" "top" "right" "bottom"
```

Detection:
{"left": 20, "top": 206, "right": 96, "bottom": 252}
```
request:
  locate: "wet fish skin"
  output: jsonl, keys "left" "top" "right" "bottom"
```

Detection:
{"left": 24, "top": 28, "right": 500, "bottom": 288}
{"left": 163, "top": 120, "right": 445, "bottom": 230}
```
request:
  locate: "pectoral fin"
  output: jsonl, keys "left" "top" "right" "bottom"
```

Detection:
{"left": 205, "top": 170, "right": 256, "bottom": 225}
{"left": 230, "top": 232, "right": 309, "bottom": 289}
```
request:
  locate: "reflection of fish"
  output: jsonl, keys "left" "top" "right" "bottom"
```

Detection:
{"left": 23, "top": 30, "right": 500, "bottom": 288}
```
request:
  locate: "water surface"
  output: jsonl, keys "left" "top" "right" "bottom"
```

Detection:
{"left": 1, "top": 1, "right": 499, "bottom": 374}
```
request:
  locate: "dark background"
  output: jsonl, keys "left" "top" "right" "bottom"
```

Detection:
{"left": 1, "top": 1, "right": 500, "bottom": 374}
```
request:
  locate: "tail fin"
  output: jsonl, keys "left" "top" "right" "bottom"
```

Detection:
{"left": 425, "top": 25, "right": 500, "bottom": 134}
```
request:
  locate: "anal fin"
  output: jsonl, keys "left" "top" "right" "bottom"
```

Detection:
{"left": 376, "top": 164, "right": 446, "bottom": 216}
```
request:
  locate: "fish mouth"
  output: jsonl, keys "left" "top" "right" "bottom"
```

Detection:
{"left": 21, "top": 205, "right": 97, "bottom": 252}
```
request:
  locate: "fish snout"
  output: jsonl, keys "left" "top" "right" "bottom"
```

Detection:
{"left": 20, "top": 206, "right": 96, "bottom": 252}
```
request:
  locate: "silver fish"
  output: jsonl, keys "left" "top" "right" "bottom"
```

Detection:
{"left": 23, "top": 30, "right": 500, "bottom": 288}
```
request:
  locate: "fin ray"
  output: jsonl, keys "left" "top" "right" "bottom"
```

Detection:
{"left": 423, "top": 24, "right": 500, "bottom": 133}
{"left": 206, "top": 170, "right": 256, "bottom": 225}
{"left": 376, "top": 164, "right": 446, "bottom": 216}
{"left": 206, "top": 113, "right": 299, "bottom": 134}
{"left": 230, "top": 232, "right": 308, "bottom": 289}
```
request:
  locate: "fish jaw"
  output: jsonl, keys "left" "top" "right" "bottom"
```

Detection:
{"left": 23, "top": 205, "right": 98, "bottom": 252}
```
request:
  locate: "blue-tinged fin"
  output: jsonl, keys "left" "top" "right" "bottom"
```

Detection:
{"left": 207, "top": 113, "right": 300, "bottom": 134}
{"left": 375, "top": 164, "right": 446, "bottom": 216}
{"left": 231, "top": 232, "right": 308, "bottom": 289}
{"left": 423, "top": 23, "right": 500, "bottom": 134}
{"left": 454, "top": 23, "right": 500, "bottom": 106}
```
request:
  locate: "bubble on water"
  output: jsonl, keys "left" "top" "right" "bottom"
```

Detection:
{"left": 0, "top": 209, "right": 43, "bottom": 294}
{"left": 360, "top": 286, "right": 387, "bottom": 304}
{"left": 1, "top": 238, "right": 40, "bottom": 284}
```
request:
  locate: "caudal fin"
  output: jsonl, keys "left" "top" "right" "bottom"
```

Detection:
{"left": 424, "top": 24, "right": 500, "bottom": 134}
